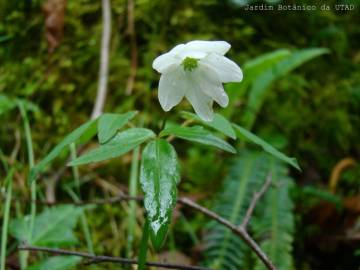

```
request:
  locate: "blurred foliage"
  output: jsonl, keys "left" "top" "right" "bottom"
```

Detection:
{"left": 1, "top": 0, "right": 360, "bottom": 269}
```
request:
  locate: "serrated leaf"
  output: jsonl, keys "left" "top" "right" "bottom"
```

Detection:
{"left": 181, "top": 111, "right": 236, "bottom": 139}
{"left": 98, "top": 111, "right": 137, "bottom": 144}
{"left": 10, "top": 206, "right": 83, "bottom": 247}
{"left": 30, "top": 119, "right": 98, "bottom": 182}
{"left": 26, "top": 256, "right": 82, "bottom": 270}
{"left": 242, "top": 48, "right": 329, "bottom": 129}
{"left": 160, "top": 125, "right": 236, "bottom": 154}
{"left": 232, "top": 124, "right": 300, "bottom": 170}
{"left": 69, "top": 128, "right": 155, "bottom": 166}
{"left": 140, "top": 139, "right": 180, "bottom": 250}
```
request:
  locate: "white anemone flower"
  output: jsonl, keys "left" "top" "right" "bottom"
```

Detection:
{"left": 152, "top": 40, "right": 243, "bottom": 121}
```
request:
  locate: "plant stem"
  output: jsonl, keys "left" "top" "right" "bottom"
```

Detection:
{"left": 0, "top": 148, "right": 9, "bottom": 172}
{"left": 160, "top": 114, "right": 168, "bottom": 131}
{"left": 67, "top": 144, "right": 94, "bottom": 254}
{"left": 65, "top": 187, "right": 94, "bottom": 254}
{"left": 80, "top": 212, "right": 94, "bottom": 254}
{"left": 91, "top": 0, "right": 111, "bottom": 119}
{"left": 70, "top": 143, "right": 81, "bottom": 197}
{"left": 127, "top": 146, "right": 140, "bottom": 256}
{"left": 180, "top": 213, "right": 199, "bottom": 245}
{"left": 0, "top": 169, "right": 14, "bottom": 270}
{"left": 18, "top": 101, "right": 35, "bottom": 270}
{"left": 137, "top": 219, "right": 149, "bottom": 270}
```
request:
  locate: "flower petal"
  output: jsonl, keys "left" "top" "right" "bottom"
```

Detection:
{"left": 201, "top": 53, "right": 243, "bottom": 82}
{"left": 185, "top": 81, "right": 214, "bottom": 122}
{"left": 178, "top": 50, "right": 207, "bottom": 60}
{"left": 158, "top": 68, "right": 185, "bottom": 111}
{"left": 185, "top": 40, "right": 231, "bottom": 55}
{"left": 152, "top": 52, "right": 179, "bottom": 73}
{"left": 194, "top": 66, "right": 229, "bottom": 107}
{"left": 169, "top": 44, "right": 186, "bottom": 54}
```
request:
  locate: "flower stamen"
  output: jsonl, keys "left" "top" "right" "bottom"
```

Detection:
{"left": 182, "top": 57, "right": 199, "bottom": 72}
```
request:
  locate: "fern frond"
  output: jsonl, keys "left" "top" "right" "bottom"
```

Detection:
{"left": 252, "top": 159, "right": 295, "bottom": 270}
{"left": 203, "top": 151, "right": 271, "bottom": 270}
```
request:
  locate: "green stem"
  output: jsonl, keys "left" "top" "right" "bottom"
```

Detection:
{"left": 65, "top": 187, "right": 94, "bottom": 254}
{"left": 0, "top": 169, "right": 15, "bottom": 270}
{"left": 68, "top": 144, "right": 94, "bottom": 254}
{"left": 180, "top": 213, "right": 199, "bottom": 245}
{"left": 70, "top": 143, "right": 81, "bottom": 197}
{"left": 138, "top": 219, "right": 150, "bottom": 270}
{"left": 160, "top": 114, "right": 168, "bottom": 132}
{"left": 127, "top": 146, "right": 140, "bottom": 257}
{"left": 18, "top": 101, "right": 35, "bottom": 270}
{"left": 0, "top": 148, "right": 9, "bottom": 172}
{"left": 79, "top": 212, "right": 94, "bottom": 254}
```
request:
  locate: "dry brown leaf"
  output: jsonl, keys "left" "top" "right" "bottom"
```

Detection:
{"left": 42, "top": 0, "right": 67, "bottom": 54}
{"left": 344, "top": 196, "right": 360, "bottom": 213}
{"left": 328, "top": 157, "right": 357, "bottom": 193}
{"left": 157, "top": 251, "right": 192, "bottom": 269}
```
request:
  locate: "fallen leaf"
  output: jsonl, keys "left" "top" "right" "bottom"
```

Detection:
{"left": 42, "top": 0, "right": 67, "bottom": 53}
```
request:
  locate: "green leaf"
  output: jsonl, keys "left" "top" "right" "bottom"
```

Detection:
{"left": 10, "top": 206, "right": 83, "bottom": 246}
{"left": 181, "top": 111, "right": 236, "bottom": 139}
{"left": 232, "top": 124, "right": 300, "bottom": 170}
{"left": 0, "top": 94, "right": 16, "bottom": 115}
{"left": 302, "top": 186, "right": 342, "bottom": 209}
{"left": 242, "top": 48, "right": 329, "bottom": 129}
{"left": 26, "top": 256, "right": 82, "bottom": 270}
{"left": 98, "top": 111, "right": 137, "bottom": 144}
{"left": 69, "top": 128, "right": 155, "bottom": 166}
{"left": 30, "top": 119, "right": 98, "bottom": 182}
{"left": 140, "top": 139, "right": 180, "bottom": 250}
{"left": 0, "top": 95, "right": 38, "bottom": 116}
{"left": 243, "top": 49, "right": 292, "bottom": 73}
{"left": 160, "top": 125, "right": 236, "bottom": 154}
{"left": 223, "top": 49, "right": 291, "bottom": 118}
{"left": 138, "top": 219, "right": 150, "bottom": 270}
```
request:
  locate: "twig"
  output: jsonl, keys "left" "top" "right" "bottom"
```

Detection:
{"left": 241, "top": 175, "right": 272, "bottom": 229}
{"left": 125, "top": 0, "right": 138, "bottom": 95}
{"left": 18, "top": 192, "right": 277, "bottom": 270}
{"left": 177, "top": 197, "right": 276, "bottom": 270}
{"left": 35, "top": 194, "right": 143, "bottom": 206}
{"left": 91, "top": 0, "right": 112, "bottom": 119}
{"left": 17, "top": 244, "right": 210, "bottom": 270}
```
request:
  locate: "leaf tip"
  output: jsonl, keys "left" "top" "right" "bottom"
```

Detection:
{"left": 150, "top": 225, "right": 168, "bottom": 251}
{"left": 291, "top": 158, "right": 301, "bottom": 171}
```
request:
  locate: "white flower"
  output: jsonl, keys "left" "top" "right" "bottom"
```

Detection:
{"left": 152, "top": 40, "right": 243, "bottom": 121}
